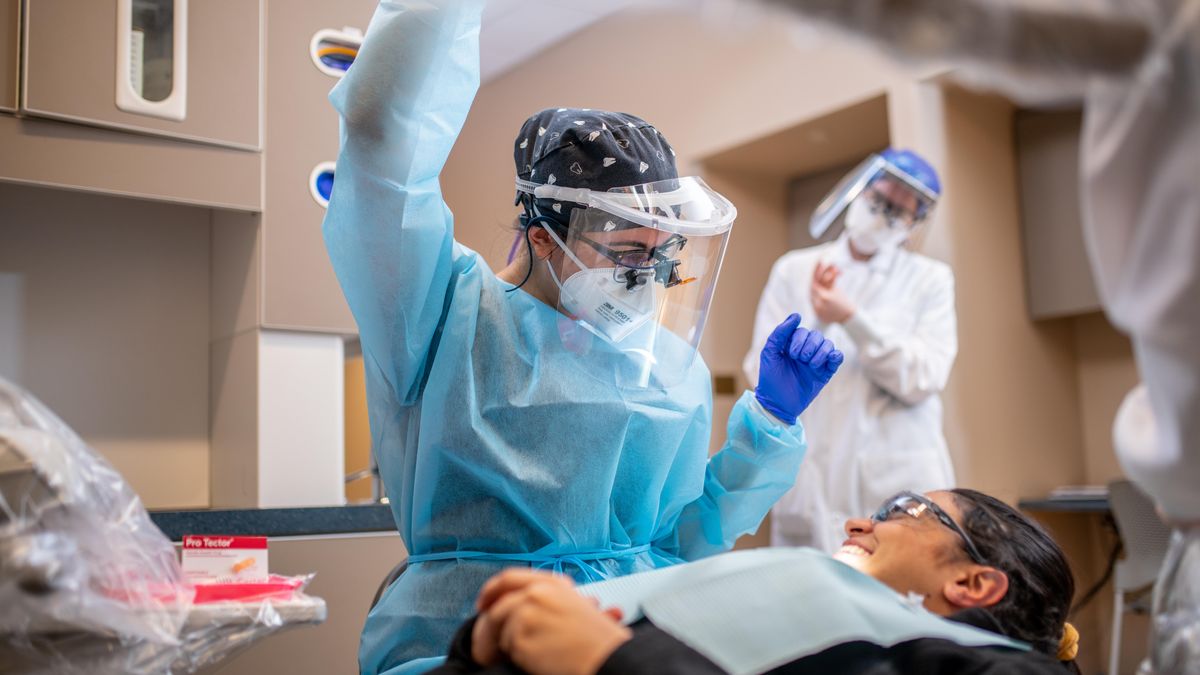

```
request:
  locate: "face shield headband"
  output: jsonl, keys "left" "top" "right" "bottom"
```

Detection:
{"left": 513, "top": 176, "right": 735, "bottom": 293}
{"left": 514, "top": 176, "right": 737, "bottom": 237}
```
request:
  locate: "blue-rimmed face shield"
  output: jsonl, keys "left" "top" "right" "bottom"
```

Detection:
{"left": 809, "top": 151, "right": 941, "bottom": 240}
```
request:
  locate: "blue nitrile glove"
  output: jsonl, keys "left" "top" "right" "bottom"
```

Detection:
{"left": 755, "top": 313, "right": 844, "bottom": 425}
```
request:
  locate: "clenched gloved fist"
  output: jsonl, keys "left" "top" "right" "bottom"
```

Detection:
{"left": 755, "top": 313, "right": 843, "bottom": 425}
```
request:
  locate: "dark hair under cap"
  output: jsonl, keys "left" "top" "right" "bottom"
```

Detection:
{"left": 513, "top": 108, "right": 679, "bottom": 229}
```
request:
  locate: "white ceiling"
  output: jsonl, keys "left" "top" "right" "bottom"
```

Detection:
{"left": 479, "top": 0, "right": 638, "bottom": 82}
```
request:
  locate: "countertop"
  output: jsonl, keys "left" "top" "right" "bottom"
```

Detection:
{"left": 1018, "top": 496, "right": 1111, "bottom": 514}
{"left": 148, "top": 504, "right": 396, "bottom": 541}
{"left": 146, "top": 496, "right": 1108, "bottom": 542}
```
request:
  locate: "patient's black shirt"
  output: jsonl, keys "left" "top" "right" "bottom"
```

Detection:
{"left": 431, "top": 609, "right": 1071, "bottom": 675}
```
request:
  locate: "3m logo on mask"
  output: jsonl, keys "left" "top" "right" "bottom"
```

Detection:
{"left": 596, "top": 301, "right": 633, "bottom": 326}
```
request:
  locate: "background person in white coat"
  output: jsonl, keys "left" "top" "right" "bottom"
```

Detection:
{"left": 743, "top": 149, "right": 958, "bottom": 552}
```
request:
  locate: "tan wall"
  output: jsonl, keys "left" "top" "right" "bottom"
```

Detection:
{"left": 345, "top": 353, "right": 373, "bottom": 502}
{"left": 935, "top": 87, "right": 1088, "bottom": 500}
{"left": 0, "top": 183, "right": 211, "bottom": 508}
{"left": 1072, "top": 312, "right": 1139, "bottom": 485}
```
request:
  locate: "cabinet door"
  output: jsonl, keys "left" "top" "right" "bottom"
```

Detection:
{"left": 260, "top": 1, "right": 375, "bottom": 333}
{"left": 22, "top": 0, "right": 262, "bottom": 150}
{"left": 0, "top": 114, "right": 262, "bottom": 211}
{"left": 1016, "top": 109, "right": 1101, "bottom": 320}
{"left": 0, "top": 0, "right": 16, "bottom": 111}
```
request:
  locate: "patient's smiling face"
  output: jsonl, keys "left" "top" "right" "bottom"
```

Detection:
{"left": 834, "top": 490, "right": 1008, "bottom": 616}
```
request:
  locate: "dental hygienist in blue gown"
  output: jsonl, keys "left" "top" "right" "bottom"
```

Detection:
{"left": 322, "top": 3, "right": 844, "bottom": 673}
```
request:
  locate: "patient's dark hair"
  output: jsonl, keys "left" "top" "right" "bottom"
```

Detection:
{"left": 949, "top": 488, "right": 1075, "bottom": 660}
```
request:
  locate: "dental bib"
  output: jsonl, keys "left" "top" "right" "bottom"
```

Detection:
{"left": 577, "top": 548, "right": 1025, "bottom": 675}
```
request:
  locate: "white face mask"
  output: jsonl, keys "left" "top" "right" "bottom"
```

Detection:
{"left": 542, "top": 225, "right": 659, "bottom": 344}
{"left": 844, "top": 197, "right": 906, "bottom": 256}
{"left": 549, "top": 264, "right": 659, "bottom": 343}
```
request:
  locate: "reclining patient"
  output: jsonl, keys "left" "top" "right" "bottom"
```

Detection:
{"left": 430, "top": 489, "right": 1081, "bottom": 675}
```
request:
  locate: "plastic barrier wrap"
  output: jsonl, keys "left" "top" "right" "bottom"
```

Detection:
{"left": 736, "top": 2, "right": 1200, "bottom": 672}
{"left": 0, "top": 377, "right": 325, "bottom": 674}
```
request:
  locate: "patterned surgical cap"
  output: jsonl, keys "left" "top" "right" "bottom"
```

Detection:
{"left": 513, "top": 108, "right": 678, "bottom": 227}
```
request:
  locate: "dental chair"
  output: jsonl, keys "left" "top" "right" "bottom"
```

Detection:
{"left": 370, "top": 559, "right": 409, "bottom": 613}
{"left": 1107, "top": 480, "right": 1172, "bottom": 675}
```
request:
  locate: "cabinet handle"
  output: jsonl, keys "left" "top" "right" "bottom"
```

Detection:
{"left": 310, "top": 27, "right": 363, "bottom": 78}
{"left": 115, "top": 0, "right": 188, "bottom": 121}
{"left": 310, "top": 162, "right": 336, "bottom": 208}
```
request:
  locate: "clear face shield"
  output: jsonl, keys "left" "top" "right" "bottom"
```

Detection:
{"left": 516, "top": 176, "right": 736, "bottom": 390}
{"left": 809, "top": 154, "right": 940, "bottom": 251}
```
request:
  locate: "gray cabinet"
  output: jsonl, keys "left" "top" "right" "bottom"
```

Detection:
{"left": 0, "top": 114, "right": 262, "bottom": 211}
{"left": 1015, "top": 109, "right": 1101, "bottom": 319}
{"left": 22, "top": 0, "right": 262, "bottom": 150}
{"left": 0, "top": 0, "right": 16, "bottom": 111}
{"left": 260, "top": 3, "right": 373, "bottom": 333}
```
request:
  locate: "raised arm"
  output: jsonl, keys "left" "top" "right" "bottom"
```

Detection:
{"left": 663, "top": 317, "right": 843, "bottom": 560}
{"left": 322, "top": 1, "right": 484, "bottom": 401}
{"left": 655, "top": 391, "right": 809, "bottom": 561}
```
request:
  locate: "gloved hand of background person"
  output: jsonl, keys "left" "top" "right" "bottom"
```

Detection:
{"left": 756, "top": 314, "right": 844, "bottom": 425}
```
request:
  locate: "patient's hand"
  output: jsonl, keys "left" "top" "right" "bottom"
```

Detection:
{"left": 472, "top": 569, "right": 631, "bottom": 675}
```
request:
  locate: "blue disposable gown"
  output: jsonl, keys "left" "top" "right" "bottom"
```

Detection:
{"left": 322, "top": 3, "right": 808, "bottom": 673}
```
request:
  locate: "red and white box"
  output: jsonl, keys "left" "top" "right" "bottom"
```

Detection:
{"left": 182, "top": 535, "right": 269, "bottom": 583}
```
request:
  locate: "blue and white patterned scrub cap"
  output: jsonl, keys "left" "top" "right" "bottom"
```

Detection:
{"left": 513, "top": 108, "right": 678, "bottom": 229}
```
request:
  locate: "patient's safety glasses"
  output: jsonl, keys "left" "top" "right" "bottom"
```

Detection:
{"left": 871, "top": 491, "right": 988, "bottom": 565}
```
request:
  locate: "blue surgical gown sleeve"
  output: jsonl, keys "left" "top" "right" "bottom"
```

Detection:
{"left": 322, "top": 1, "right": 483, "bottom": 403}
{"left": 656, "top": 391, "right": 808, "bottom": 560}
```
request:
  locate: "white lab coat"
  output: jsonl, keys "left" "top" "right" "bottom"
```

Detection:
{"left": 743, "top": 236, "right": 959, "bottom": 551}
